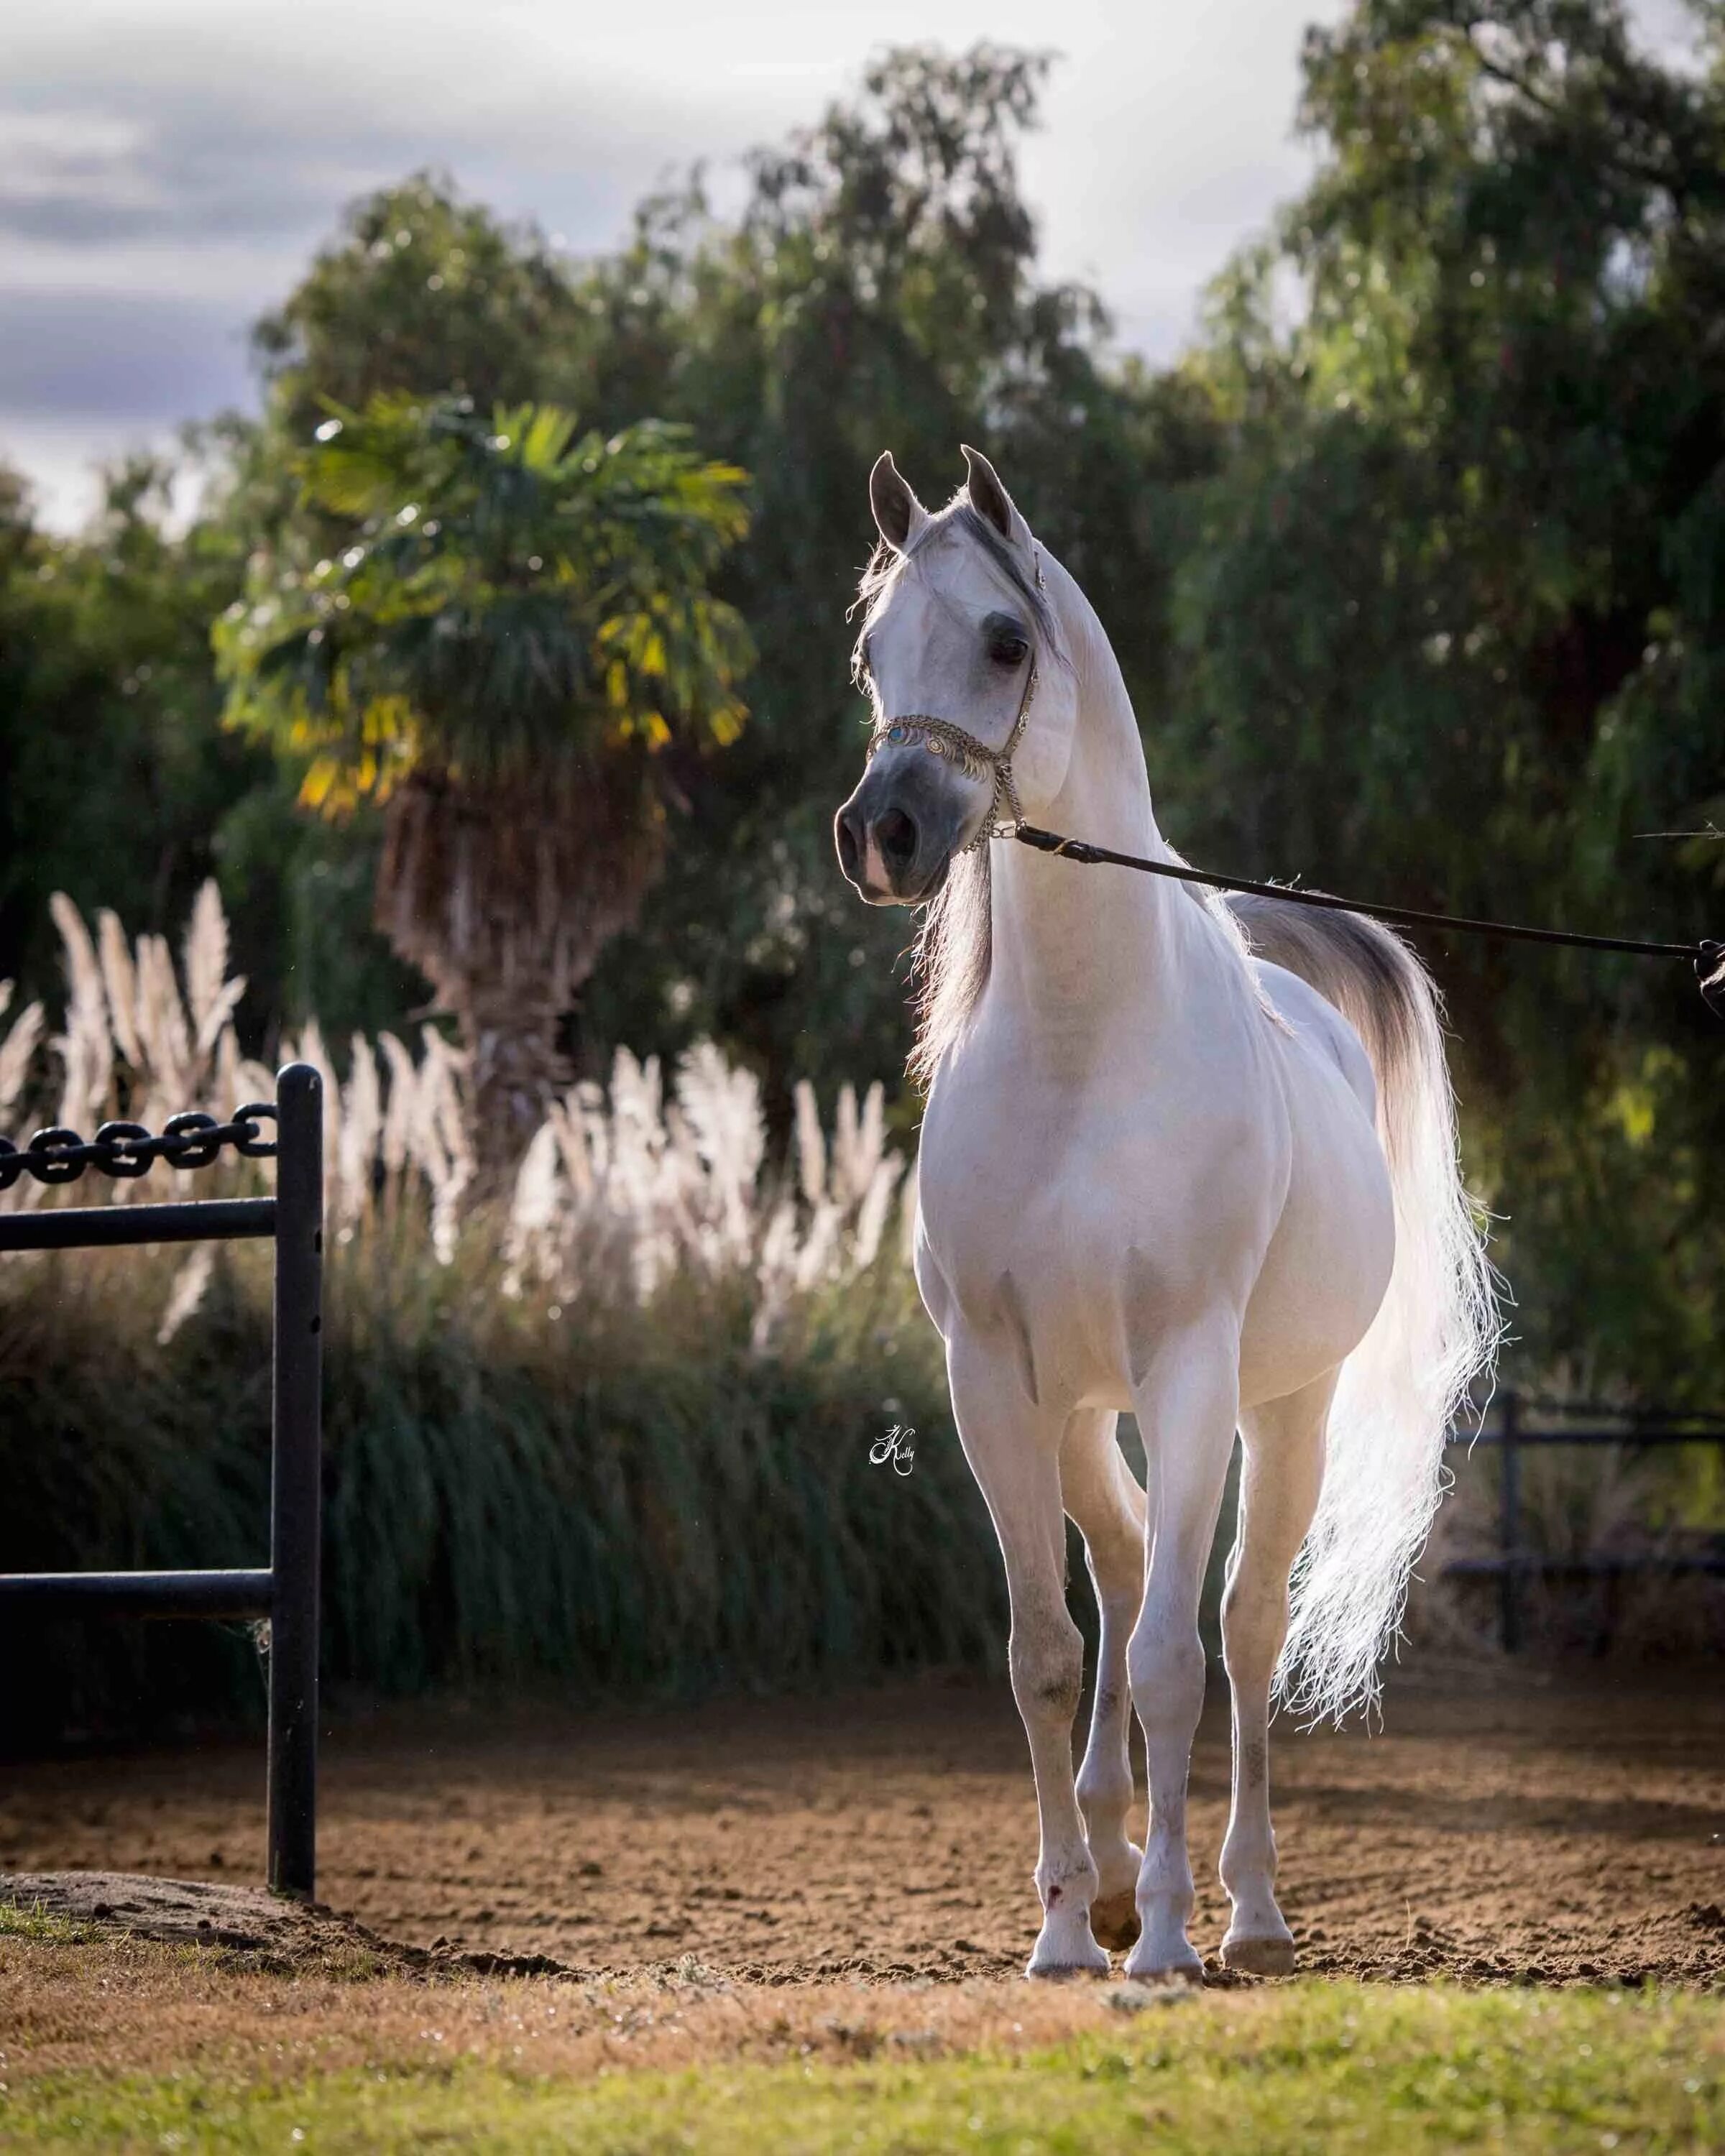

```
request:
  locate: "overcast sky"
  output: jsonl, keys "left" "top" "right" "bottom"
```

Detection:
{"left": 0, "top": 0, "right": 1701, "bottom": 529}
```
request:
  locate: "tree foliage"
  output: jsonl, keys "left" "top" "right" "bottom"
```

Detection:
{"left": 1166, "top": 0, "right": 1725, "bottom": 1391}
{"left": 0, "top": 459, "right": 271, "bottom": 1019}
{"left": 2, "top": 14, "right": 1720, "bottom": 1398}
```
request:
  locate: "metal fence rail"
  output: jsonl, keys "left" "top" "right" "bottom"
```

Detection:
{"left": 0, "top": 1064, "right": 324, "bottom": 1900}
{"left": 1443, "top": 1389, "right": 1725, "bottom": 1651}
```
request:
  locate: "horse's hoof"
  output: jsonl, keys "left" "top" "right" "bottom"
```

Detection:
{"left": 1026, "top": 1920, "right": 1110, "bottom": 1979}
{"left": 1220, "top": 1933, "right": 1297, "bottom": 1977}
{"left": 1122, "top": 1938, "right": 1205, "bottom": 1986}
{"left": 1119, "top": 1955, "right": 1205, "bottom": 1988}
{"left": 1090, "top": 1892, "right": 1141, "bottom": 1953}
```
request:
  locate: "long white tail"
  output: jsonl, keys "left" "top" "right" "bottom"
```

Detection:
{"left": 1229, "top": 897, "right": 1501, "bottom": 1723}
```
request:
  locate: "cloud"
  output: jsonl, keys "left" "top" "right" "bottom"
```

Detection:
{"left": 0, "top": 0, "right": 1349, "bottom": 525}
{"left": 0, "top": 288, "right": 251, "bottom": 419}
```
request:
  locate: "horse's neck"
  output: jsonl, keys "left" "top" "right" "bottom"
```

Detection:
{"left": 988, "top": 587, "right": 1190, "bottom": 1042}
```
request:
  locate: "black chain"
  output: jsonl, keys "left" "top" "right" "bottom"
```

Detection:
{"left": 0, "top": 1105, "right": 279, "bottom": 1193}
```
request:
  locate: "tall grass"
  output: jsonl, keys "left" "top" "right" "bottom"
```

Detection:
{"left": 0, "top": 888, "right": 1000, "bottom": 1742}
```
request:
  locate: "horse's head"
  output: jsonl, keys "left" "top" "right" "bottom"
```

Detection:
{"left": 834, "top": 447, "right": 1075, "bottom": 905}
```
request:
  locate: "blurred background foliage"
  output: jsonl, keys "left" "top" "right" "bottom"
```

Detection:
{"left": 2, "top": 1, "right": 1722, "bottom": 1412}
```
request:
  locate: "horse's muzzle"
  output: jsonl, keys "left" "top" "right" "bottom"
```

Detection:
{"left": 834, "top": 766, "right": 962, "bottom": 904}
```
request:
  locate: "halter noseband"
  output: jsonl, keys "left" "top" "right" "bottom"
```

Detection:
{"left": 863, "top": 546, "right": 1047, "bottom": 854}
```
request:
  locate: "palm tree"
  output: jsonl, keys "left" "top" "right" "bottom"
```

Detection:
{"left": 218, "top": 395, "right": 752, "bottom": 1157}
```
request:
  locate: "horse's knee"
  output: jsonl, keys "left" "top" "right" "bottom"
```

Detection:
{"left": 1127, "top": 1611, "right": 1205, "bottom": 1735}
{"left": 1010, "top": 1611, "right": 1084, "bottom": 1726}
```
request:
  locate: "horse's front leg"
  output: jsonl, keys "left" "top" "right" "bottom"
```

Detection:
{"left": 948, "top": 1334, "right": 1108, "bottom": 1976}
{"left": 1123, "top": 1322, "right": 1241, "bottom": 1982}
{"left": 1061, "top": 1409, "right": 1146, "bottom": 1951}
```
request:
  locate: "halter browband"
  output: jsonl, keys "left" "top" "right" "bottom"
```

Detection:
{"left": 864, "top": 544, "right": 1046, "bottom": 853}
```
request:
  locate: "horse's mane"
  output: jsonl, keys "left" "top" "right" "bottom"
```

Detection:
{"left": 851, "top": 499, "right": 1062, "bottom": 1090}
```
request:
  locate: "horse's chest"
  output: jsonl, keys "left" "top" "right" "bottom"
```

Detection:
{"left": 914, "top": 1082, "right": 1279, "bottom": 1395}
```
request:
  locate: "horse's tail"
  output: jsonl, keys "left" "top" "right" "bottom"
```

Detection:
{"left": 1228, "top": 896, "right": 1500, "bottom": 1723}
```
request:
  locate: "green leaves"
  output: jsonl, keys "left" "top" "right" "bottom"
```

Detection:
{"left": 216, "top": 395, "right": 753, "bottom": 809}
{"left": 1170, "top": 0, "right": 1725, "bottom": 1398}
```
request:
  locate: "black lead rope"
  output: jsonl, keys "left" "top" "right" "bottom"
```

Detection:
{"left": 1011, "top": 824, "right": 1725, "bottom": 1021}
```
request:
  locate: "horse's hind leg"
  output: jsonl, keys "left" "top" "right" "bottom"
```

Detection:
{"left": 1061, "top": 1409, "right": 1146, "bottom": 1952}
{"left": 948, "top": 1338, "right": 1108, "bottom": 1976}
{"left": 1219, "top": 1372, "right": 1333, "bottom": 1976}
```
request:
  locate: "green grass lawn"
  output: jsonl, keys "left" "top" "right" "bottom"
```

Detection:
{"left": 4, "top": 1983, "right": 1719, "bottom": 2155}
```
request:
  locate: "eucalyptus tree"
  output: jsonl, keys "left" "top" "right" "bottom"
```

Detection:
{"left": 218, "top": 395, "right": 752, "bottom": 1151}
{"left": 1167, "top": 0, "right": 1725, "bottom": 1392}
{"left": 553, "top": 45, "right": 1220, "bottom": 1102}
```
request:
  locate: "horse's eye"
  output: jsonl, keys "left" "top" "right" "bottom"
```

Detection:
{"left": 990, "top": 636, "right": 1029, "bottom": 667}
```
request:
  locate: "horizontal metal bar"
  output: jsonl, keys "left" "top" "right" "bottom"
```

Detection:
{"left": 1447, "top": 1427, "right": 1725, "bottom": 1449}
{"left": 0, "top": 1197, "right": 275, "bottom": 1252}
{"left": 1512, "top": 1396, "right": 1725, "bottom": 1430}
{"left": 1443, "top": 1555, "right": 1725, "bottom": 1580}
{"left": 0, "top": 1568, "right": 273, "bottom": 1618}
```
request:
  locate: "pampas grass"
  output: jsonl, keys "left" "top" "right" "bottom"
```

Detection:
{"left": 0, "top": 887, "right": 996, "bottom": 1741}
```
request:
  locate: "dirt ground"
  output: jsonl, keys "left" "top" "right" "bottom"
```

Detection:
{"left": 2, "top": 1664, "right": 1721, "bottom": 1989}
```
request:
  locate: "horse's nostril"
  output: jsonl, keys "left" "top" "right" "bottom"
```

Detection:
{"left": 835, "top": 808, "right": 862, "bottom": 882}
{"left": 877, "top": 808, "right": 919, "bottom": 868}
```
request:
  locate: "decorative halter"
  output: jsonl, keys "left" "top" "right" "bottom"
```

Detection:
{"left": 863, "top": 545, "right": 1046, "bottom": 853}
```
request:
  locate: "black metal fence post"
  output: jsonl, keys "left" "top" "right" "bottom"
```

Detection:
{"left": 267, "top": 1062, "right": 323, "bottom": 1902}
{"left": 1499, "top": 1388, "right": 1522, "bottom": 1653}
{"left": 0, "top": 1065, "right": 326, "bottom": 1902}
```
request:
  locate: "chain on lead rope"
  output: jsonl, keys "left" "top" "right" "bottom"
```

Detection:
{"left": 0, "top": 1105, "right": 280, "bottom": 1193}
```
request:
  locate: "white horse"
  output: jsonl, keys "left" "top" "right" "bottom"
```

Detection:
{"left": 834, "top": 448, "right": 1495, "bottom": 1981}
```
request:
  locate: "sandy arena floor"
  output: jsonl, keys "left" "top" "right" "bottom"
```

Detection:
{"left": 2, "top": 1666, "right": 1721, "bottom": 1988}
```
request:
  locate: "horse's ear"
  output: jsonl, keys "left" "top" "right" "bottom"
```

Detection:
{"left": 869, "top": 451, "right": 926, "bottom": 553}
{"left": 960, "top": 444, "right": 1026, "bottom": 546}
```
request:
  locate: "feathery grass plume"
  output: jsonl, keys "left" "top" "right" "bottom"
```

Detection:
{"left": 414, "top": 1024, "right": 474, "bottom": 1264}
{"left": 96, "top": 910, "right": 143, "bottom": 1069}
{"left": 132, "top": 932, "right": 193, "bottom": 1113}
{"left": 501, "top": 1121, "right": 560, "bottom": 1300}
{"left": 48, "top": 893, "right": 111, "bottom": 1135}
{"left": 851, "top": 1153, "right": 905, "bottom": 1272}
{"left": 157, "top": 1243, "right": 215, "bottom": 1345}
{"left": 337, "top": 1034, "right": 383, "bottom": 1229}
{"left": 0, "top": 988, "right": 45, "bottom": 1127}
{"left": 184, "top": 879, "right": 245, "bottom": 1059}
{"left": 676, "top": 1043, "right": 764, "bottom": 1264}
{"left": 377, "top": 1031, "right": 418, "bottom": 1177}
{"left": 794, "top": 1080, "right": 826, "bottom": 1205}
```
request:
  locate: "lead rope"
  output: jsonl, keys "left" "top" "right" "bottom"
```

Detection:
{"left": 869, "top": 545, "right": 1722, "bottom": 1017}
{"left": 1008, "top": 824, "right": 1725, "bottom": 1020}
